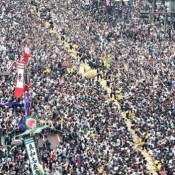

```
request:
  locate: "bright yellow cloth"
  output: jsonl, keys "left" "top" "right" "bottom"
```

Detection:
{"left": 31, "top": 8, "right": 35, "bottom": 14}
{"left": 45, "top": 22, "right": 50, "bottom": 28}
{"left": 98, "top": 167, "right": 104, "bottom": 174}
{"left": 157, "top": 164, "right": 161, "bottom": 171}
{"left": 116, "top": 94, "right": 122, "bottom": 101}
{"left": 104, "top": 61, "right": 110, "bottom": 69}
{"left": 67, "top": 68, "right": 71, "bottom": 74}
{"left": 44, "top": 68, "right": 50, "bottom": 73}
{"left": 49, "top": 29, "right": 57, "bottom": 34}
{"left": 107, "top": 53, "right": 112, "bottom": 59}
{"left": 73, "top": 44, "right": 78, "bottom": 49}
{"left": 64, "top": 42, "right": 70, "bottom": 49}
{"left": 72, "top": 65, "right": 76, "bottom": 71}
{"left": 137, "top": 141, "right": 144, "bottom": 146}
{"left": 127, "top": 111, "right": 132, "bottom": 118}
{"left": 70, "top": 53, "right": 77, "bottom": 59}
{"left": 154, "top": 160, "right": 159, "bottom": 164}
{"left": 37, "top": 12, "right": 40, "bottom": 17}
{"left": 91, "top": 133, "right": 96, "bottom": 140}
{"left": 48, "top": 120, "right": 53, "bottom": 126}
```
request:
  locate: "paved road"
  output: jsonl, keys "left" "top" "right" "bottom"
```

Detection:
{"left": 38, "top": 133, "right": 62, "bottom": 150}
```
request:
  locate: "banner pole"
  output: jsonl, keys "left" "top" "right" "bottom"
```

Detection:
{"left": 24, "top": 91, "right": 30, "bottom": 117}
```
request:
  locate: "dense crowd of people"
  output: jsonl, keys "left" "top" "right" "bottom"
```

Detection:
{"left": 0, "top": 0, "right": 175, "bottom": 174}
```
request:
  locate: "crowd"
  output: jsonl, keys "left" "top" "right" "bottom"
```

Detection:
{"left": 0, "top": 0, "right": 175, "bottom": 174}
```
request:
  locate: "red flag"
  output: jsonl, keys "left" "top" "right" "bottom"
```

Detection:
{"left": 22, "top": 47, "right": 31, "bottom": 64}
{"left": 24, "top": 85, "right": 29, "bottom": 92}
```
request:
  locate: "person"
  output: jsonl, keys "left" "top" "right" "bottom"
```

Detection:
{"left": 0, "top": 0, "right": 175, "bottom": 174}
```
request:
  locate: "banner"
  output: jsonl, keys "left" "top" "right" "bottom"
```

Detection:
{"left": 24, "top": 137, "right": 39, "bottom": 175}
{"left": 0, "top": 101, "right": 23, "bottom": 107}
{"left": 14, "top": 61, "right": 26, "bottom": 98}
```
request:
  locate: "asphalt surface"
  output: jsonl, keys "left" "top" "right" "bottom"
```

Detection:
{"left": 38, "top": 133, "right": 62, "bottom": 150}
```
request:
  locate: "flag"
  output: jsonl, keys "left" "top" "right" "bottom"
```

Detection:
{"left": 22, "top": 46, "right": 31, "bottom": 64}
{"left": 14, "top": 61, "right": 26, "bottom": 98}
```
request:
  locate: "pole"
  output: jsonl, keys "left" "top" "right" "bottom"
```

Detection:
{"left": 24, "top": 91, "right": 30, "bottom": 117}
{"left": 152, "top": 0, "right": 156, "bottom": 21}
{"left": 164, "top": 2, "right": 167, "bottom": 31}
